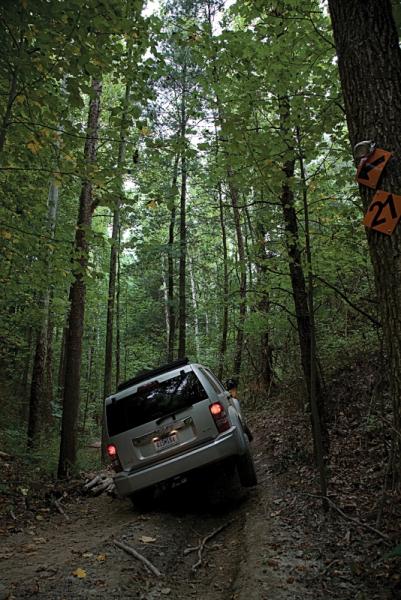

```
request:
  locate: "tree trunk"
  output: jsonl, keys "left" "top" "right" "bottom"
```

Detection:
{"left": 217, "top": 181, "right": 229, "bottom": 380}
{"left": 82, "top": 339, "right": 94, "bottom": 435}
{"left": 328, "top": 0, "right": 401, "bottom": 484}
{"left": 21, "top": 327, "right": 34, "bottom": 418}
{"left": 255, "top": 221, "right": 274, "bottom": 390}
{"left": 115, "top": 228, "right": 121, "bottom": 388}
{"left": 58, "top": 79, "right": 102, "bottom": 479}
{"left": 189, "top": 255, "right": 200, "bottom": 359}
{"left": 103, "top": 80, "right": 131, "bottom": 402}
{"left": 178, "top": 63, "right": 188, "bottom": 359}
{"left": 0, "top": 70, "right": 17, "bottom": 157}
{"left": 167, "top": 153, "right": 180, "bottom": 361}
{"left": 226, "top": 167, "right": 247, "bottom": 379}
{"left": 280, "top": 156, "right": 326, "bottom": 429}
{"left": 27, "top": 178, "right": 59, "bottom": 448}
{"left": 298, "top": 132, "right": 328, "bottom": 505}
{"left": 57, "top": 324, "right": 67, "bottom": 399}
{"left": 279, "top": 99, "right": 326, "bottom": 439}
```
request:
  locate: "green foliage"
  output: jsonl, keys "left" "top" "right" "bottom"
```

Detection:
{"left": 0, "top": 0, "right": 383, "bottom": 474}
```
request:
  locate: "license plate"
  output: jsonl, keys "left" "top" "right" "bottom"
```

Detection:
{"left": 154, "top": 433, "right": 178, "bottom": 451}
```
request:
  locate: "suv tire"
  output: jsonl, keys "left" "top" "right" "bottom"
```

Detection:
{"left": 237, "top": 448, "right": 258, "bottom": 487}
{"left": 130, "top": 487, "right": 155, "bottom": 511}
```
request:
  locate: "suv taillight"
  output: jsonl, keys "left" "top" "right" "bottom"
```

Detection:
{"left": 106, "top": 444, "right": 122, "bottom": 472}
{"left": 209, "top": 402, "right": 230, "bottom": 433}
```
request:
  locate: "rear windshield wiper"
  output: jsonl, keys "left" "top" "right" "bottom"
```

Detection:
{"left": 155, "top": 409, "right": 180, "bottom": 425}
{"left": 155, "top": 405, "right": 191, "bottom": 425}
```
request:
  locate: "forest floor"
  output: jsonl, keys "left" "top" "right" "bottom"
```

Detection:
{"left": 1, "top": 365, "right": 401, "bottom": 599}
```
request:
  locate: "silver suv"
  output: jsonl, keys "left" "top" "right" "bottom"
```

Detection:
{"left": 104, "top": 358, "right": 257, "bottom": 505}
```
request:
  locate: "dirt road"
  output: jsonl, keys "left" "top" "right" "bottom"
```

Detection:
{"left": 0, "top": 416, "right": 393, "bottom": 600}
{"left": 0, "top": 446, "right": 321, "bottom": 600}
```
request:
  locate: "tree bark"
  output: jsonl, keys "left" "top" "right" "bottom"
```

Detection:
{"left": 217, "top": 181, "right": 229, "bottom": 380}
{"left": 189, "top": 255, "right": 200, "bottom": 359}
{"left": 103, "top": 80, "right": 130, "bottom": 402}
{"left": 278, "top": 99, "right": 326, "bottom": 439}
{"left": 167, "top": 153, "right": 180, "bottom": 361}
{"left": 255, "top": 221, "right": 274, "bottom": 390}
{"left": 298, "top": 132, "right": 328, "bottom": 504}
{"left": 58, "top": 79, "right": 102, "bottom": 479}
{"left": 178, "top": 62, "right": 188, "bottom": 359}
{"left": 328, "top": 0, "right": 401, "bottom": 484}
{"left": 0, "top": 70, "right": 17, "bottom": 158}
{"left": 115, "top": 228, "right": 121, "bottom": 388}
{"left": 27, "top": 178, "right": 59, "bottom": 448}
{"left": 226, "top": 167, "right": 247, "bottom": 379}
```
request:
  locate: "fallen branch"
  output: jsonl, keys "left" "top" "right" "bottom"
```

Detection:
{"left": 84, "top": 473, "right": 116, "bottom": 496}
{"left": 84, "top": 474, "right": 103, "bottom": 491}
{"left": 186, "top": 521, "right": 232, "bottom": 572}
{"left": 301, "top": 493, "right": 391, "bottom": 545}
{"left": 322, "top": 558, "right": 342, "bottom": 575}
{"left": 114, "top": 540, "right": 162, "bottom": 577}
{"left": 54, "top": 499, "right": 70, "bottom": 521}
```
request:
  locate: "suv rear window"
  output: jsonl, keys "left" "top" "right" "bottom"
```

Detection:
{"left": 106, "top": 370, "right": 207, "bottom": 436}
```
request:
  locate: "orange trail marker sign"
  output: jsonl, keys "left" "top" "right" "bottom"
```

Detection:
{"left": 363, "top": 190, "right": 401, "bottom": 235}
{"left": 356, "top": 148, "right": 392, "bottom": 189}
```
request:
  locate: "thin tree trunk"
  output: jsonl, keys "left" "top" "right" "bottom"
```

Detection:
{"left": 57, "top": 325, "right": 67, "bottom": 398}
{"left": 115, "top": 227, "right": 121, "bottom": 388}
{"left": 162, "top": 256, "right": 170, "bottom": 353}
{"left": 27, "top": 178, "right": 59, "bottom": 448}
{"left": 45, "top": 307, "right": 54, "bottom": 423}
{"left": 227, "top": 167, "right": 247, "bottom": 378}
{"left": 21, "top": 327, "right": 34, "bottom": 418}
{"left": 189, "top": 255, "right": 200, "bottom": 359}
{"left": 102, "top": 79, "right": 130, "bottom": 461}
{"left": 214, "top": 97, "right": 247, "bottom": 379}
{"left": 82, "top": 340, "right": 94, "bottom": 435}
{"left": 298, "top": 131, "right": 328, "bottom": 506}
{"left": 279, "top": 99, "right": 326, "bottom": 444}
{"left": 168, "top": 153, "right": 180, "bottom": 361}
{"left": 178, "top": 62, "right": 188, "bottom": 359}
{"left": 0, "top": 70, "right": 17, "bottom": 157}
{"left": 58, "top": 79, "right": 102, "bottom": 479}
{"left": 217, "top": 182, "right": 229, "bottom": 380}
{"left": 255, "top": 221, "right": 274, "bottom": 390}
{"left": 103, "top": 80, "right": 131, "bottom": 401}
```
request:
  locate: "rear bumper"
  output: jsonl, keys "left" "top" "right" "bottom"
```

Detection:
{"left": 113, "top": 428, "right": 243, "bottom": 497}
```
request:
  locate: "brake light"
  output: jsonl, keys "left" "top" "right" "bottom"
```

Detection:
{"left": 209, "top": 402, "right": 230, "bottom": 432}
{"left": 107, "top": 444, "right": 117, "bottom": 457}
{"left": 210, "top": 403, "right": 223, "bottom": 416}
{"left": 106, "top": 444, "right": 122, "bottom": 472}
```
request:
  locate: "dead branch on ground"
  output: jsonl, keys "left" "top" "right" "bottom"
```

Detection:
{"left": 300, "top": 493, "right": 391, "bottom": 545}
{"left": 184, "top": 521, "right": 232, "bottom": 572}
{"left": 114, "top": 540, "right": 162, "bottom": 577}
{"left": 84, "top": 473, "right": 116, "bottom": 496}
{"left": 54, "top": 499, "right": 70, "bottom": 521}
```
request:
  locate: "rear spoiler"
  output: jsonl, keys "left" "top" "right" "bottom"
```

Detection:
{"left": 116, "top": 358, "right": 189, "bottom": 393}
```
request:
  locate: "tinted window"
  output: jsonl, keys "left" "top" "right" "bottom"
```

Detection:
{"left": 206, "top": 369, "right": 225, "bottom": 393}
{"left": 106, "top": 370, "right": 207, "bottom": 436}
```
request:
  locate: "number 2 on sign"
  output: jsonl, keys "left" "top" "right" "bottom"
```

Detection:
{"left": 369, "top": 194, "right": 397, "bottom": 227}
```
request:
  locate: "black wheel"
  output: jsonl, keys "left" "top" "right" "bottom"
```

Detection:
{"left": 130, "top": 487, "right": 154, "bottom": 511}
{"left": 237, "top": 448, "right": 258, "bottom": 487}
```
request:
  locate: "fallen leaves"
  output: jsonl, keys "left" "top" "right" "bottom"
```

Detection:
{"left": 139, "top": 535, "right": 157, "bottom": 544}
{"left": 72, "top": 567, "right": 87, "bottom": 578}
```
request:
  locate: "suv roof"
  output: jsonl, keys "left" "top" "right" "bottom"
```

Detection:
{"left": 116, "top": 357, "right": 189, "bottom": 392}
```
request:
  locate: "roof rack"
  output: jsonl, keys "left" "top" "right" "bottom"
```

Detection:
{"left": 116, "top": 357, "right": 189, "bottom": 393}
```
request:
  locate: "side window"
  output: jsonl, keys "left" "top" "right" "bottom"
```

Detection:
{"left": 200, "top": 368, "right": 224, "bottom": 394}
{"left": 206, "top": 369, "right": 226, "bottom": 393}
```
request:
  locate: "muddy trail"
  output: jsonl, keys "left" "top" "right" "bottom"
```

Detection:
{"left": 0, "top": 408, "right": 397, "bottom": 600}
